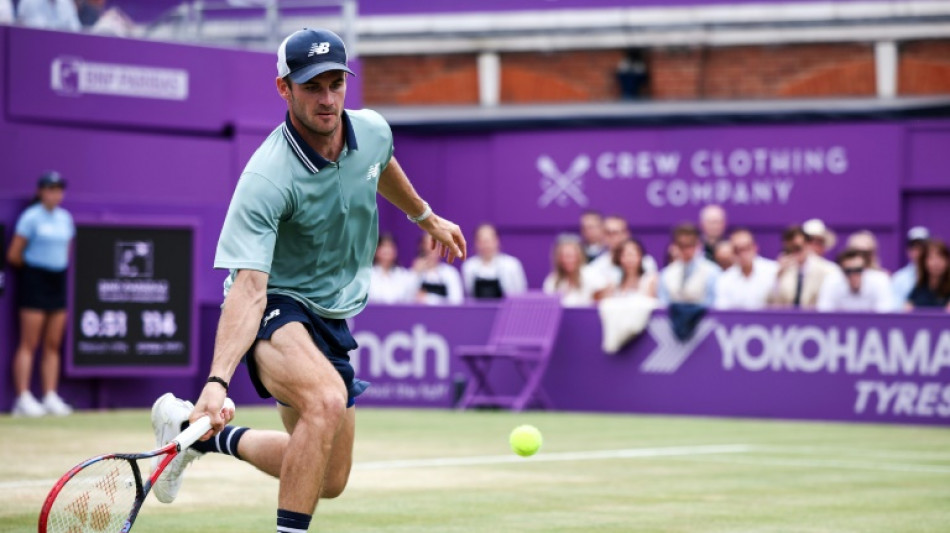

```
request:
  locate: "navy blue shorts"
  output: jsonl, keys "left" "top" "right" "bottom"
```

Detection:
{"left": 17, "top": 265, "right": 67, "bottom": 311}
{"left": 244, "top": 294, "right": 369, "bottom": 408}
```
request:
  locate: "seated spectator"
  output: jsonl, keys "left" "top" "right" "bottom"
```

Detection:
{"left": 658, "top": 223, "right": 720, "bottom": 306}
{"left": 892, "top": 226, "right": 930, "bottom": 310}
{"left": 712, "top": 240, "right": 735, "bottom": 271}
{"left": 461, "top": 223, "right": 527, "bottom": 299}
{"left": 769, "top": 225, "right": 837, "bottom": 309}
{"left": 906, "top": 239, "right": 950, "bottom": 311}
{"left": 802, "top": 218, "right": 837, "bottom": 258}
{"left": 714, "top": 229, "right": 777, "bottom": 311}
{"left": 817, "top": 248, "right": 892, "bottom": 312}
{"left": 0, "top": 0, "right": 13, "bottom": 24}
{"left": 579, "top": 210, "right": 606, "bottom": 264}
{"left": 17, "top": 0, "right": 80, "bottom": 31}
{"left": 846, "top": 230, "right": 885, "bottom": 272}
{"left": 699, "top": 204, "right": 727, "bottom": 261}
{"left": 597, "top": 239, "right": 658, "bottom": 300}
{"left": 588, "top": 215, "right": 658, "bottom": 290}
{"left": 542, "top": 234, "right": 597, "bottom": 307}
{"left": 412, "top": 233, "right": 463, "bottom": 305}
{"left": 368, "top": 233, "right": 415, "bottom": 304}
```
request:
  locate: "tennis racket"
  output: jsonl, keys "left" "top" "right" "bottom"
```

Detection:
{"left": 38, "top": 398, "right": 235, "bottom": 533}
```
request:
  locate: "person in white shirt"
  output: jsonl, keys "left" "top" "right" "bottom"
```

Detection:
{"left": 367, "top": 233, "right": 415, "bottom": 304}
{"left": 0, "top": 0, "right": 14, "bottom": 24}
{"left": 817, "top": 248, "right": 892, "bottom": 313}
{"left": 579, "top": 210, "right": 606, "bottom": 263}
{"left": 461, "top": 223, "right": 527, "bottom": 299}
{"left": 597, "top": 239, "right": 657, "bottom": 300}
{"left": 543, "top": 234, "right": 598, "bottom": 307}
{"left": 714, "top": 228, "right": 778, "bottom": 310}
{"left": 17, "top": 0, "right": 81, "bottom": 31}
{"left": 587, "top": 215, "right": 658, "bottom": 292}
{"left": 412, "top": 233, "right": 463, "bottom": 305}
{"left": 658, "top": 223, "right": 721, "bottom": 306}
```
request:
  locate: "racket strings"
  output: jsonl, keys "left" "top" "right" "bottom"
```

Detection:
{"left": 47, "top": 458, "right": 139, "bottom": 533}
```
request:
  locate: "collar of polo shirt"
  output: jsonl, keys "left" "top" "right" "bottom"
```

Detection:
{"left": 280, "top": 111, "right": 360, "bottom": 173}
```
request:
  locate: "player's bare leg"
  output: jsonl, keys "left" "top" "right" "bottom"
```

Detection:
{"left": 251, "top": 322, "right": 349, "bottom": 514}
{"left": 232, "top": 404, "right": 355, "bottom": 499}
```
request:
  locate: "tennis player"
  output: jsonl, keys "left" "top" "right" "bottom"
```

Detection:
{"left": 150, "top": 28, "right": 466, "bottom": 533}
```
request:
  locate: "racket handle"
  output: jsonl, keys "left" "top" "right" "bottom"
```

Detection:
{"left": 173, "top": 397, "right": 235, "bottom": 451}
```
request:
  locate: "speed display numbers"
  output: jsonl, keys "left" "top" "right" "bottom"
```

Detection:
{"left": 70, "top": 224, "right": 194, "bottom": 373}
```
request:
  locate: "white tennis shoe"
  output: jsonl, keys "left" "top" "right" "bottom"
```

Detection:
{"left": 12, "top": 391, "right": 46, "bottom": 417}
{"left": 42, "top": 391, "right": 73, "bottom": 416}
{"left": 150, "top": 393, "right": 205, "bottom": 504}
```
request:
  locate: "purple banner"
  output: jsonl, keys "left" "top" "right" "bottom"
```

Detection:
{"left": 490, "top": 124, "right": 901, "bottom": 228}
{"left": 6, "top": 27, "right": 287, "bottom": 132}
{"left": 350, "top": 304, "right": 950, "bottom": 425}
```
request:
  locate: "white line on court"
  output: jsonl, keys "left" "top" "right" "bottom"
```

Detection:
{"left": 0, "top": 444, "right": 753, "bottom": 491}
{"left": 354, "top": 444, "right": 754, "bottom": 470}
{"left": 675, "top": 454, "right": 950, "bottom": 475}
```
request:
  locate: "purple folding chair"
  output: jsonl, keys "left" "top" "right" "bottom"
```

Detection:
{"left": 456, "top": 292, "right": 563, "bottom": 411}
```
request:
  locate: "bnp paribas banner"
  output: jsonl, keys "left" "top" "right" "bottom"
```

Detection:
{"left": 490, "top": 124, "right": 902, "bottom": 227}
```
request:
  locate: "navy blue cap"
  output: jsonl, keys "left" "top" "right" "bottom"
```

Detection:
{"left": 38, "top": 171, "right": 65, "bottom": 188}
{"left": 277, "top": 28, "right": 355, "bottom": 83}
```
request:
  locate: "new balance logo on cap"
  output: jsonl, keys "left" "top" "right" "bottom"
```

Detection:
{"left": 308, "top": 42, "right": 330, "bottom": 56}
{"left": 277, "top": 28, "right": 355, "bottom": 83}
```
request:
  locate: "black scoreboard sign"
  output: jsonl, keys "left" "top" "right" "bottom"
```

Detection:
{"left": 69, "top": 223, "right": 195, "bottom": 375}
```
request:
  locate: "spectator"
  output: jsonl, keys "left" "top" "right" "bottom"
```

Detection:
{"left": 846, "top": 230, "right": 884, "bottom": 272}
{"left": 892, "top": 226, "right": 930, "bottom": 310}
{"left": 714, "top": 228, "right": 777, "bottom": 311}
{"left": 77, "top": 0, "right": 104, "bottom": 27}
{"left": 588, "top": 215, "right": 658, "bottom": 290}
{"left": 712, "top": 240, "right": 735, "bottom": 271}
{"left": 542, "top": 234, "right": 597, "bottom": 307}
{"left": 578, "top": 210, "right": 606, "bottom": 263}
{"left": 412, "top": 233, "right": 463, "bottom": 305}
{"left": 658, "top": 223, "right": 720, "bottom": 306}
{"left": 367, "top": 233, "right": 415, "bottom": 304}
{"left": 597, "top": 238, "right": 657, "bottom": 299}
{"left": 461, "top": 223, "right": 527, "bottom": 299}
{"left": 802, "top": 218, "right": 837, "bottom": 258}
{"left": 17, "top": 0, "right": 81, "bottom": 31}
{"left": 906, "top": 239, "right": 950, "bottom": 311}
{"left": 817, "top": 248, "right": 892, "bottom": 313}
{"left": 0, "top": 0, "right": 13, "bottom": 24}
{"left": 769, "top": 225, "right": 837, "bottom": 309}
{"left": 699, "top": 204, "right": 727, "bottom": 261}
{"left": 6, "top": 172, "right": 75, "bottom": 417}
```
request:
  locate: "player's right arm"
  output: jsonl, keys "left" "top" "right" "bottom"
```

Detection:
{"left": 192, "top": 172, "right": 289, "bottom": 436}
{"left": 191, "top": 269, "right": 268, "bottom": 437}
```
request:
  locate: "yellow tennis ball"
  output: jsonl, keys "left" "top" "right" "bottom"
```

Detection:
{"left": 509, "top": 425, "right": 543, "bottom": 457}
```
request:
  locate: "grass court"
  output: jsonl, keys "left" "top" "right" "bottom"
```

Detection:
{"left": 2, "top": 407, "right": 949, "bottom": 532}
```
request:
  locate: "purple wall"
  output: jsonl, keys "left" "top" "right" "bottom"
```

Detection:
{"left": 2, "top": 27, "right": 950, "bottom": 427}
{"left": 382, "top": 120, "right": 950, "bottom": 289}
{"left": 349, "top": 304, "right": 950, "bottom": 426}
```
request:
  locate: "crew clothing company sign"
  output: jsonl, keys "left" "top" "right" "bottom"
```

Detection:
{"left": 70, "top": 225, "right": 193, "bottom": 373}
{"left": 491, "top": 123, "right": 900, "bottom": 227}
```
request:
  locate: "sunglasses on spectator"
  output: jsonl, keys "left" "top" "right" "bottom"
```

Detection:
{"left": 843, "top": 267, "right": 864, "bottom": 275}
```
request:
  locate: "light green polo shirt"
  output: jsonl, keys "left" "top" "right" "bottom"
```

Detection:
{"left": 215, "top": 109, "right": 394, "bottom": 319}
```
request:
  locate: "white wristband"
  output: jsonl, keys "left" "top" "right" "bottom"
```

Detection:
{"left": 407, "top": 202, "right": 433, "bottom": 224}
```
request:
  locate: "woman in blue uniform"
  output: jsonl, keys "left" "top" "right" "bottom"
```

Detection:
{"left": 6, "top": 172, "right": 75, "bottom": 416}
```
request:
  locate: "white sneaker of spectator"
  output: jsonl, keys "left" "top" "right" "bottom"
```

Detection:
{"left": 42, "top": 392, "right": 73, "bottom": 416}
{"left": 12, "top": 391, "right": 46, "bottom": 417}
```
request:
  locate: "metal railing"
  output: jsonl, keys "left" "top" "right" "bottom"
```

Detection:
{"left": 143, "top": 0, "right": 357, "bottom": 53}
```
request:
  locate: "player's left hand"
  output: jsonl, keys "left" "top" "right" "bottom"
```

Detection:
{"left": 419, "top": 214, "right": 466, "bottom": 264}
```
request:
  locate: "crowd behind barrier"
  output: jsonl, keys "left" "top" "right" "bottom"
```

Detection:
{"left": 369, "top": 204, "right": 950, "bottom": 316}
